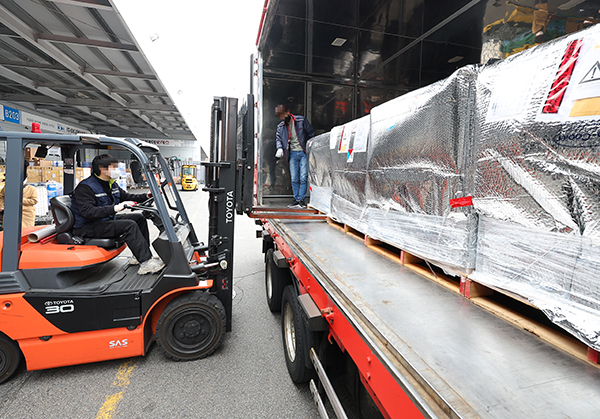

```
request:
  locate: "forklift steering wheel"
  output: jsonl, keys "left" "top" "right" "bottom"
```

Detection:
{"left": 138, "top": 196, "right": 154, "bottom": 207}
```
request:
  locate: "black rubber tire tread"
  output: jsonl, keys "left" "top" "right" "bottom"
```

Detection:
{"left": 281, "top": 285, "right": 315, "bottom": 383}
{"left": 156, "top": 291, "right": 226, "bottom": 361}
{"left": 265, "top": 248, "right": 292, "bottom": 312}
{"left": 0, "top": 333, "right": 20, "bottom": 384}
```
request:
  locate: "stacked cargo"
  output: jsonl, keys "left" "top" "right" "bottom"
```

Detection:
{"left": 0, "top": 147, "right": 92, "bottom": 222}
{"left": 307, "top": 24, "right": 600, "bottom": 350}
{"left": 367, "top": 67, "right": 478, "bottom": 275}
{"left": 306, "top": 132, "right": 332, "bottom": 214}
{"left": 471, "top": 30, "right": 600, "bottom": 348}
{"left": 329, "top": 115, "right": 371, "bottom": 233}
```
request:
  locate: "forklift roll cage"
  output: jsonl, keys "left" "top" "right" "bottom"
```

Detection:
{"left": 0, "top": 132, "right": 203, "bottom": 291}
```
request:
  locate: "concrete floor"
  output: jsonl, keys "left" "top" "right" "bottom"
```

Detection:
{"left": 0, "top": 188, "right": 322, "bottom": 419}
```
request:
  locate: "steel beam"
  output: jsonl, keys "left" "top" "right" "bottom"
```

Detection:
{"left": 1, "top": 94, "right": 176, "bottom": 112}
{"left": 36, "top": 32, "right": 137, "bottom": 52}
{"left": 0, "top": 27, "right": 18, "bottom": 37}
{"left": 110, "top": 89, "right": 168, "bottom": 96}
{"left": 36, "top": 83, "right": 97, "bottom": 91}
{"left": 0, "top": 59, "right": 66, "bottom": 71}
{"left": 81, "top": 67, "right": 156, "bottom": 80}
{"left": 45, "top": 0, "right": 113, "bottom": 11}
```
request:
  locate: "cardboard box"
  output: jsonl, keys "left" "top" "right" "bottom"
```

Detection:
{"left": 39, "top": 160, "right": 53, "bottom": 167}
{"left": 27, "top": 167, "right": 41, "bottom": 183}
{"left": 25, "top": 147, "right": 37, "bottom": 159}
{"left": 40, "top": 167, "right": 62, "bottom": 182}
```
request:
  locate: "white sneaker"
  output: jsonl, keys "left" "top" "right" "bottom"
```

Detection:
{"left": 138, "top": 257, "right": 165, "bottom": 275}
{"left": 128, "top": 256, "right": 139, "bottom": 265}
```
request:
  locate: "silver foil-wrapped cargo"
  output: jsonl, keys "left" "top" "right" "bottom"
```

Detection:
{"left": 307, "top": 132, "right": 332, "bottom": 214}
{"left": 329, "top": 115, "right": 371, "bottom": 232}
{"left": 366, "top": 66, "right": 479, "bottom": 275}
{"left": 305, "top": 24, "right": 600, "bottom": 351}
{"left": 471, "top": 25, "right": 600, "bottom": 350}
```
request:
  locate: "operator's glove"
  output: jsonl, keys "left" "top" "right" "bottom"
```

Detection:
{"left": 114, "top": 201, "right": 137, "bottom": 212}
{"left": 275, "top": 148, "right": 284, "bottom": 159}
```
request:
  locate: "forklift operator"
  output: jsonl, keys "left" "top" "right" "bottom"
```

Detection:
{"left": 70, "top": 154, "right": 165, "bottom": 275}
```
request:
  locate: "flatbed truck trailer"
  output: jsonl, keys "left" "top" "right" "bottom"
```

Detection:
{"left": 219, "top": 93, "right": 600, "bottom": 418}
{"left": 258, "top": 217, "right": 600, "bottom": 418}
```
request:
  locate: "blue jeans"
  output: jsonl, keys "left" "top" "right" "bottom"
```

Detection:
{"left": 289, "top": 150, "right": 308, "bottom": 202}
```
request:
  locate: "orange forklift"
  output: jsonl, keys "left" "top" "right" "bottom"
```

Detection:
{"left": 0, "top": 115, "right": 237, "bottom": 383}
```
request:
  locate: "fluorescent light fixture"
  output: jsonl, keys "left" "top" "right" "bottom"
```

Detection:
{"left": 448, "top": 56, "right": 464, "bottom": 63}
{"left": 150, "top": 33, "right": 159, "bottom": 42}
{"left": 331, "top": 38, "right": 347, "bottom": 47}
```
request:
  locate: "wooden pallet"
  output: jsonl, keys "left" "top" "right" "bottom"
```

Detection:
{"left": 326, "top": 221, "right": 599, "bottom": 367}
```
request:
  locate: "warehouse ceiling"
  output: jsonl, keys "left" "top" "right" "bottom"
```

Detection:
{"left": 0, "top": 0, "right": 195, "bottom": 140}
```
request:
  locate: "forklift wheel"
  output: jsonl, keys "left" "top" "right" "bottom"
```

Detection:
{"left": 265, "top": 248, "right": 291, "bottom": 312}
{"left": 156, "top": 291, "right": 226, "bottom": 361}
{"left": 0, "top": 333, "right": 21, "bottom": 384}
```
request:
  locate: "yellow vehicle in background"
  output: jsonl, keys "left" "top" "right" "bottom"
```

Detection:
{"left": 181, "top": 164, "right": 198, "bottom": 191}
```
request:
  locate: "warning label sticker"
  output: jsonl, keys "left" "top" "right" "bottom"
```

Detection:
{"left": 538, "top": 32, "right": 600, "bottom": 121}
{"left": 580, "top": 61, "right": 600, "bottom": 84}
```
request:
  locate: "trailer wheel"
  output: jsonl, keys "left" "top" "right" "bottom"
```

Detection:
{"left": 0, "top": 333, "right": 20, "bottom": 384}
{"left": 265, "top": 248, "right": 291, "bottom": 312}
{"left": 281, "top": 285, "right": 315, "bottom": 383}
{"left": 156, "top": 291, "right": 226, "bottom": 361}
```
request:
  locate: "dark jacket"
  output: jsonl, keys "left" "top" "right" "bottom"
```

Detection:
{"left": 275, "top": 114, "right": 315, "bottom": 163}
{"left": 71, "top": 175, "right": 147, "bottom": 229}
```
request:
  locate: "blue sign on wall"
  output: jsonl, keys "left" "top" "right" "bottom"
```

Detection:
{"left": 3, "top": 106, "right": 20, "bottom": 124}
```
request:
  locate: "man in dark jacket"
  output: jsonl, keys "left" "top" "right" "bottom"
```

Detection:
{"left": 71, "top": 154, "right": 164, "bottom": 275}
{"left": 275, "top": 105, "right": 315, "bottom": 208}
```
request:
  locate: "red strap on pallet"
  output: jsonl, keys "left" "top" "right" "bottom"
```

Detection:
{"left": 449, "top": 196, "right": 473, "bottom": 208}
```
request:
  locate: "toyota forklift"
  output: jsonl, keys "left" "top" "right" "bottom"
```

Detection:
{"left": 0, "top": 98, "right": 240, "bottom": 383}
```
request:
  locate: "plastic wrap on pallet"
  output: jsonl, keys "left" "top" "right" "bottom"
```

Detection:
{"left": 307, "top": 132, "right": 332, "bottom": 214}
{"left": 366, "top": 66, "right": 479, "bottom": 275}
{"left": 471, "top": 25, "right": 600, "bottom": 350}
{"left": 330, "top": 115, "right": 371, "bottom": 232}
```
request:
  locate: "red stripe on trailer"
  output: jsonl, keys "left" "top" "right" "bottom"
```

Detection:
{"left": 256, "top": 0, "right": 270, "bottom": 46}
{"left": 264, "top": 220, "right": 426, "bottom": 418}
{"left": 542, "top": 38, "right": 583, "bottom": 114}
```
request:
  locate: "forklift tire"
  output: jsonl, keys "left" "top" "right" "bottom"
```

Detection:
{"left": 265, "top": 248, "right": 291, "bottom": 312}
{"left": 281, "top": 285, "right": 316, "bottom": 383}
{"left": 156, "top": 291, "right": 226, "bottom": 361}
{"left": 0, "top": 333, "right": 20, "bottom": 384}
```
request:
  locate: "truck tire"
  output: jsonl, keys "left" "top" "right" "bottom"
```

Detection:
{"left": 281, "top": 285, "right": 315, "bottom": 383}
{"left": 265, "top": 248, "right": 291, "bottom": 312}
{"left": 0, "top": 333, "right": 20, "bottom": 384}
{"left": 156, "top": 291, "right": 226, "bottom": 361}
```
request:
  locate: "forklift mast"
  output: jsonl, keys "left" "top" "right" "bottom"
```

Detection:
{"left": 236, "top": 94, "right": 255, "bottom": 215}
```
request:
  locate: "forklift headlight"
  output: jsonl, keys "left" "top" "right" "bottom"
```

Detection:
{"left": 219, "top": 260, "right": 228, "bottom": 270}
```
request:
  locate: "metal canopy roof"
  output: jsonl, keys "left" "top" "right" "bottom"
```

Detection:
{"left": 0, "top": 0, "right": 195, "bottom": 140}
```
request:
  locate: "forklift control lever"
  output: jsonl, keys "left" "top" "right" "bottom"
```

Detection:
{"left": 195, "top": 244, "right": 209, "bottom": 253}
{"left": 190, "top": 263, "right": 206, "bottom": 274}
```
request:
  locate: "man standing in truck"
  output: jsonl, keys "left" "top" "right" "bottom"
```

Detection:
{"left": 274, "top": 104, "right": 315, "bottom": 208}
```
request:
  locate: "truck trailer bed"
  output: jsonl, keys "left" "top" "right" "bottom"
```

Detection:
{"left": 269, "top": 218, "right": 600, "bottom": 418}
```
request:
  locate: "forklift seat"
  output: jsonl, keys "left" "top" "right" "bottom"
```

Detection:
{"left": 49, "top": 195, "right": 125, "bottom": 249}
